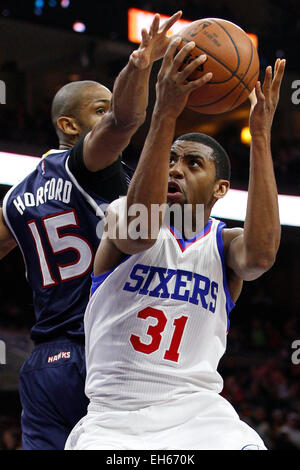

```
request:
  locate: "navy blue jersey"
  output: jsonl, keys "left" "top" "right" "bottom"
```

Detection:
{"left": 2, "top": 146, "right": 132, "bottom": 342}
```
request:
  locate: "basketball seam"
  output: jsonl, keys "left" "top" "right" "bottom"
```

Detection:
{"left": 186, "top": 26, "right": 258, "bottom": 110}
{"left": 181, "top": 37, "right": 236, "bottom": 85}
{"left": 229, "top": 41, "right": 258, "bottom": 110}
{"left": 187, "top": 78, "right": 240, "bottom": 109}
{"left": 182, "top": 19, "right": 251, "bottom": 91}
{"left": 230, "top": 68, "right": 257, "bottom": 109}
{"left": 209, "top": 18, "right": 240, "bottom": 80}
{"left": 210, "top": 18, "right": 252, "bottom": 91}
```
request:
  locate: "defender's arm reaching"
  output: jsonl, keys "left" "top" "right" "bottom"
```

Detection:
{"left": 83, "top": 11, "right": 183, "bottom": 171}
{"left": 94, "top": 39, "right": 212, "bottom": 275}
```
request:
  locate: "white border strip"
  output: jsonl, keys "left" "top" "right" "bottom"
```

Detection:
{"left": 211, "top": 188, "right": 300, "bottom": 227}
{"left": 0, "top": 150, "right": 40, "bottom": 186}
{"left": 0, "top": 151, "right": 299, "bottom": 226}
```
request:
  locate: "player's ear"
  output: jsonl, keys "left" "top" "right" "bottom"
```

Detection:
{"left": 213, "top": 179, "right": 230, "bottom": 200}
{"left": 56, "top": 116, "right": 80, "bottom": 136}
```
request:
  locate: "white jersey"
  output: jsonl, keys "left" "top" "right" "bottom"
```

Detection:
{"left": 84, "top": 216, "right": 235, "bottom": 411}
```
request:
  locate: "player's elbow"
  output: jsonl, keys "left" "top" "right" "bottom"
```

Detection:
{"left": 242, "top": 253, "right": 276, "bottom": 280}
{"left": 243, "top": 234, "right": 280, "bottom": 278}
{"left": 252, "top": 255, "right": 276, "bottom": 272}
{"left": 252, "top": 241, "right": 279, "bottom": 271}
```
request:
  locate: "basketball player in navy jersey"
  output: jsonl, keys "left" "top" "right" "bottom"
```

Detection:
{"left": 0, "top": 12, "right": 183, "bottom": 450}
{"left": 65, "top": 39, "right": 285, "bottom": 450}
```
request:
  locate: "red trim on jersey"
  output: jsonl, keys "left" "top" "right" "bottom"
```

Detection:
{"left": 42, "top": 209, "right": 94, "bottom": 283}
{"left": 168, "top": 218, "right": 213, "bottom": 253}
{"left": 27, "top": 219, "right": 58, "bottom": 288}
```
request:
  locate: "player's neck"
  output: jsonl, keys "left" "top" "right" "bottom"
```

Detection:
{"left": 58, "top": 139, "right": 75, "bottom": 150}
{"left": 59, "top": 135, "right": 79, "bottom": 150}
{"left": 169, "top": 212, "right": 211, "bottom": 241}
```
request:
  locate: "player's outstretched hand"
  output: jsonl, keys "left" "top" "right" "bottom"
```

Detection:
{"left": 248, "top": 88, "right": 257, "bottom": 115}
{"left": 130, "top": 11, "right": 182, "bottom": 69}
{"left": 249, "top": 58, "right": 286, "bottom": 137}
{"left": 154, "top": 38, "right": 212, "bottom": 119}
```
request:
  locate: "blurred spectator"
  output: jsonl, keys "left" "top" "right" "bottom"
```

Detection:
{"left": 251, "top": 406, "right": 272, "bottom": 448}
{"left": 0, "top": 417, "right": 22, "bottom": 450}
{"left": 250, "top": 319, "right": 266, "bottom": 349}
{"left": 1, "top": 427, "right": 22, "bottom": 450}
{"left": 280, "top": 413, "right": 300, "bottom": 449}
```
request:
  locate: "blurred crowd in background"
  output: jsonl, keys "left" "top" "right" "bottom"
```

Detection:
{"left": 0, "top": 102, "right": 299, "bottom": 196}
{"left": 0, "top": 234, "right": 299, "bottom": 450}
{"left": 0, "top": 0, "right": 299, "bottom": 451}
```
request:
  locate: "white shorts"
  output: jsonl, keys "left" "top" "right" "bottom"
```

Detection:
{"left": 65, "top": 391, "right": 267, "bottom": 450}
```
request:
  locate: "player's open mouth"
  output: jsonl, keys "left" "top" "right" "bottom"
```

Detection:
{"left": 167, "top": 181, "right": 183, "bottom": 198}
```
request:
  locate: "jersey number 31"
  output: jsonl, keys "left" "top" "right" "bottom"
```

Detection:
{"left": 130, "top": 307, "right": 188, "bottom": 363}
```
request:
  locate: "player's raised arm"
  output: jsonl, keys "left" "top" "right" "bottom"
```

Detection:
{"left": 224, "top": 59, "right": 285, "bottom": 281}
{"left": 94, "top": 39, "right": 212, "bottom": 273}
{"left": 124, "top": 40, "right": 211, "bottom": 243}
{"left": 0, "top": 208, "right": 17, "bottom": 259}
{"left": 83, "top": 11, "right": 182, "bottom": 171}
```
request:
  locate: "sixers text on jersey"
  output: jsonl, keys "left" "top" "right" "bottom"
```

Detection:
{"left": 123, "top": 263, "right": 218, "bottom": 312}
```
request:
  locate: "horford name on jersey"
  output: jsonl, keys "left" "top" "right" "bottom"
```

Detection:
{"left": 12, "top": 178, "right": 73, "bottom": 215}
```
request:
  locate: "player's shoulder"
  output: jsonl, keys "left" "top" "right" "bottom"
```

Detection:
{"left": 42, "top": 148, "right": 69, "bottom": 158}
{"left": 39, "top": 148, "right": 70, "bottom": 174}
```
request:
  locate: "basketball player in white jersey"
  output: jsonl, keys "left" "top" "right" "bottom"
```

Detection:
{"left": 65, "top": 38, "right": 286, "bottom": 450}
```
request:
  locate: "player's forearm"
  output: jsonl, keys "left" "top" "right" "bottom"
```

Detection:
{"left": 126, "top": 109, "right": 176, "bottom": 237}
{"left": 83, "top": 59, "right": 152, "bottom": 172}
{"left": 111, "top": 59, "right": 151, "bottom": 129}
{"left": 243, "top": 132, "right": 281, "bottom": 269}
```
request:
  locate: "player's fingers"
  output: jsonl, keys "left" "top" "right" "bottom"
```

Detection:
{"left": 248, "top": 88, "right": 257, "bottom": 107}
{"left": 255, "top": 81, "right": 265, "bottom": 104}
{"left": 262, "top": 65, "right": 272, "bottom": 99}
{"left": 272, "top": 59, "right": 286, "bottom": 97}
{"left": 185, "top": 72, "right": 213, "bottom": 92}
{"left": 179, "top": 54, "right": 207, "bottom": 82}
{"left": 160, "top": 10, "right": 182, "bottom": 34}
{"left": 274, "top": 58, "right": 281, "bottom": 74}
{"left": 140, "top": 28, "right": 150, "bottom": 47}
{"left": 150, "top": 13, "right": 160, "bottom": 37}
{"left": 159, "top": 37, "right": 182, "bottom": 74}
{"left": 172, "top": 41, "right": 196, "bottom": 72}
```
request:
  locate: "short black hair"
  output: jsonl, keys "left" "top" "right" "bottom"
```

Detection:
{"left": 51, "top": 80, "right": 99, "bottom": 135}
{"left": 176, "top": 132, "right": 231, "bottom": 181}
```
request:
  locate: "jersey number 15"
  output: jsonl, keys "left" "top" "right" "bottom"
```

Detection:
{"left": 27, "top": 210, "right": 93, "bottom": 287}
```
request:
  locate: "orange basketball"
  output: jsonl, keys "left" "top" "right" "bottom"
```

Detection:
{"left": 176, "top": 18, "right": 260, "bottom": 114}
